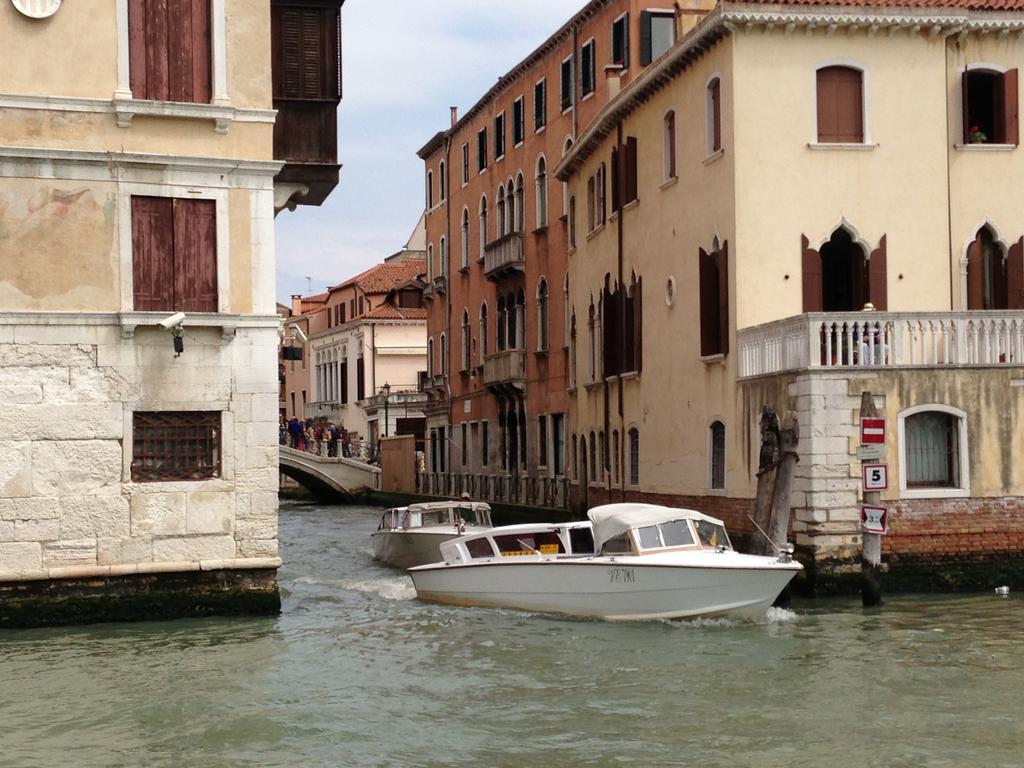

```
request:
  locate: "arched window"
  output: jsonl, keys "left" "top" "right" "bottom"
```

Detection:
{"left": 427, "top": 337, "right": 435, "bottom": 377}
{"left": 706, "top": 77, "right": 722, "bottom": 153}
{"left": 562, "top": 137, "right": 574, "bottom": 216}
{"left": 537, "top": 279, "right": 549, "bottom": 352}
{"left": 460, "top": 310, "right": 471, "bottom": 371}
{"left": 439, "top": 160, "right": 446, "bottom": 201}
{"left": 663, "top": 110, "right": 677, "bottom": 180}
{"left": 479, "top": 196, "right": 488, "bottom": 257}
{"left": 612, "top": 430, "right": 620, "bottom": 484}
{"left": 460, "top": 208, "right": 470, "bottom": 269}
{"left": 563, "top": 274, "right": 570, "bottom": 348}
{"left": 439, "top": 236, "right": 447, "bottom": 278}
{"left": 587, "top": 301, "right": 596, "bottom": 382}
{"left": 506, "top": 291, "right": 519, "bottom": 350}
{"left": 569, "top": 310, "right": 577, "bottom": 389}
{"left": 571, "top": 434, "right": 578, "bottom": 481}
{"left": 427, "top": 243, "right": 434, "bottom": 281}
{"left": 506, "top": 180, "right": 515, "bottom": 236}
{"left": 699, "top": 238, "right": 729, "bottom": 356}
{"left": 479, "top": 302, "right": 489, "bottom": 358}
{"left": 426, "top": 169, "right": 433, "bottom": 209}
{"left": 899, "top": 406, "right": 968, "bottom": 494}
{"left": 628, "top": 428, "right": 640, "bottom": 485}
{"left": 535, "top": 156, "right": 548, "bottom": 228}
{"left": 598, "top": 431, "right": 606, "bottom": 481}
{"left": 497, "top": 296, "right": 507, "bottom": 351}
{"left": 816, "top": 66, "right": 863, "bottom": 144}
{"left": 709, "top": 420, "right": 725, "bottom": 490}
{"left": 568, "top": 195, "right": 577, "bottom": 249}
{"left": 496, "top": 186, "right": 506, "bottom": 237}
{"left": 589, "top": 430, "right": 597, "bottom": 483}
{"left": 515, "top": 174, "right": 525, "bottom": 233}
{"left": 966, "top": 225, "right": 1009, "bottom": 310}
{"left": 439, "top": 332, "right": 447, "bottom": 375}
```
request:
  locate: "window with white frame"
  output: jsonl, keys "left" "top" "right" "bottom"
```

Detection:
{"left": 460, "top": 310, "right": 471, "bottom": 371}
{"left": 427, "top": 243, "right": 434, "bottom": 281}
{"left": 581, "top": 39, "right": 596, "bottom": 98}
{"left": 513, "top": 97, "right": 525, "bottom": 146}
{"left": 560, "top": 55, "right": 574, "bottom": 112}
{"left": 663, "top": 110, "right": 677, "bottom": 180}
{"left": 900, "top": 407, "right": 968, "bottom": 493}
{"left": 537, "top": 278, "right": 549, "bottom": 352}
{"left": 706, "top": 77, "right": 722, "bottom": 154}
{"left": 479, "top": 301, "right": 489, "bottom": 358}
{"left": 439, "top": 236, "right": 447, "bottom": 277}
{"left": 535, "top": 156, "right": 548, "bottom": 229}
{"left": 479, "top": 196, "right": 488, "bottom": 256}
{"left": 461, "top": 143, "right": 470, "bottom": 185}
{"left": 611, "top": 13, "right": 629, "bottom": 68}
{"left": 494, "top": 112, "right": 506, "bottom": 159}
{"left": 535, "top": 78, "right": 547, "bottom": 131}
{"left": 816, "top": 65, "right": 864, "bottom": 144}
{"left": 439, "top": 160, "right": 446, "bottom": 202}
{"left": 426, "top": 169, "right": 434, "bottom": 209}
{"left": 460, "top": 208, "right": 470, "bottom": 269}
{"left": 640, "top": 10, "right": 675, "bottom": 65}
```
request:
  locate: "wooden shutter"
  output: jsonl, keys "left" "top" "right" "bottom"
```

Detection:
{"left": 624, "top": 136, "right": 638, "bottom": 205}
{"left": 699, "top": 248, "right": 718, "bottom": 356}
{"left": 966, "top": 233, "right": 984, "bottom": 309}
{"left": 711, "top": 80, "right": 722, "bottom": 152}
{"left": 634, "top": 277, "right": 643, "bottom": 372}
{"left": 611, "top": 147, "right": 621, "bottom": 211}
{"left": 132, "top": 196, "right": 175, "bottom": 311}
{"left": 640, "top": 11, "right": 653, "bottom": 65}
{"left": 276, "top": 7, "right": 338, "bottom": 100}
{"left": 869, "top": 235, "right": 888, "bottom": 311}
{"left": 168, "top": 0, "right": 212, "bottom": 103}
{"left": 802, "top": 235, "right": 823, "bottom": 312}
{"left": 1007, "top": 238, "right": 1024, "bottom": 309}
{"left": 173, "top": 199, "right": 218, "bottom": 312}
{"left": 718, "top": 243, "right": 730, "bottom": 357}
{"left": 602, "top": 286, "right": 620, "bottom": 376}
{"left": 1004, "top": 69, "right": 1019, "bottom": 146}
{"left": 962, "top": 70, "right": 971, "bottom": 144}
{"left": 817, "top": 67, "right": 862, "bottom": 143}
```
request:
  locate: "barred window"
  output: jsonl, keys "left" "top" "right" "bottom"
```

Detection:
{"left": 628, "top": 427, "right": 640, "bottom": 486}
{"left": 905, "top": 411, "right": 960, "bottom": 488}
{"left": 710, "top": 421, "right": 726, "bottom": 490}
{"left": 132, "top": 411, "right": 221, "bottom": 482}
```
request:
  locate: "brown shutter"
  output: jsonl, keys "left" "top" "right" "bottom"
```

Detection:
{"left": 1007, "top": 238, "right": 1024, "bottom": 309}
{"left": 634, "top": 277, "right": 643, "bottom": 373}
{"left": 166, "top": 0, "right": 211, "bottom": 103}
{"left": 966, "top": 232, "right": 984, "bottom": 310}
{"left": 640, "top": 11, "right": 653, "bottom": 65}
{"left": 128, "top": 0, "right": 151, "bottom": 99}
{"left": 869, "top": 235, "right": 888, "bottom": 311}
{"left": 611, "top": 146, "right": 621, "bottom": 212}
{"left": 145, "top": 0, "right": 170, "bottom": 100}
{"left": 1004, "top": 69, "right": 1019, "bottom": 146}
{"left": 699, "top": 248, "right": 717, "bottom": 356}
{"left": 667, "top": 112, "right": 676, "bottom": 177}
{"left": 838, "top": 69, "right": 863, "bottom": 142}
{"left": 711, "top": 80, "right": 722, "bottom": 152}
{"left": 802, "top": 235, "right": 823, "bottom": 312}
{"left": 132, "top": 197, "right": 175, "bottom": 311}
{"left": 817, "top": 69, "right": 834, "bottom": 142}
{"left": 962, "top": 70, "right": 971, "bottom": 145}
{"left": 718, "top": 243, "right": 730, "bottom": 356}
{"left": 624, "top": 136, "right": 638, "bottom": 205}
{"left": 172, "top": 199, "right": 218, "bottom": 312}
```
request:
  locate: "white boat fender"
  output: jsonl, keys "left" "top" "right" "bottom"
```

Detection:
{"left": 995, "top": 586, "right": 1010, "bottom": 596}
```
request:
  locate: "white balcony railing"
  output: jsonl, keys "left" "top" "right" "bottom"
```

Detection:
{"left": 483, "top": 349, "right": 526, "bottom": 386}
{"left": 738, "top": 311, "right": 1024, "bottom": 378}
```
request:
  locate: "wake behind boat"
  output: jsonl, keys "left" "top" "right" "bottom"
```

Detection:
{"left": 372, "top": 500, "right": 493, "bottom": 570}
{"left": 408, "top": 503, "right": 802, "bottom": 621}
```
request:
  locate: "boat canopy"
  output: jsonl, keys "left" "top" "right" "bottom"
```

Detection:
{"left": 408, "top": 501, "right": 491, "bottom": 514}
{"left": 588, "top": 504, "right": 725, "bottom": 550}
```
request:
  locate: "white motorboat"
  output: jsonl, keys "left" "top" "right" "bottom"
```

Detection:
{"left": 371, "top": 501, "right": 493, "bottom": 570}
{"left": 408, "top": 503, "right": 802, "bottom": 621}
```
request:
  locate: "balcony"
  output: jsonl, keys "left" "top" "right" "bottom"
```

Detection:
{"left": 738, "top": 311, "right": 1024, "bottom": 379}
{"left": 419, "top": 374, "right": 448, "bottom": 393}
{"left": 484, "top": 233, "right": 526, "bottom": 282}
{"left": 483, "top": 349, "right": 526, "bottom": 391}
{"left": 271, "top": 0, "right": 343, "bottom": 209}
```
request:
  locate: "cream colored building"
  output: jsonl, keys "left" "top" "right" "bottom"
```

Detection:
{"left": 0, "top": 0, "right": 342, "bottom": 624}
{"left": 559, "top": 0, "right": 1024, "bottom": 590}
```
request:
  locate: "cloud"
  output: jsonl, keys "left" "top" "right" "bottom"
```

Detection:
{"left": 275, "top": 0, "right": 584, "bottom": 302}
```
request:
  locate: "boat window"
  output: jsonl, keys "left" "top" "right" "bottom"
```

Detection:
{"left": 569, "top": 527, "right": 594, "bottom": 555}
{"left": 695, "top": 520, "right": 731, "bottom": 549}
{"left": 660, "top": 520, "right": 695, "bottom": 547}
{"left": 466, "top": 537, "right": 496, "bottom": 559}
{"left": 494, "top": 532, "right": 564, "bottom": 556}
{"left": 602, "top": 533, "right": 632, "bottom": 555}
{"left": 637, "top": 525, "right": 662, "bottom": 550}
{"left": 420, "top": 510, "right": 451, "bottom": 526}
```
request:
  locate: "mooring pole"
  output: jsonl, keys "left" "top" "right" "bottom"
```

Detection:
{"left": 752, "top": 406, "right": 780, "bottom": 556}
{"left": 860, "top": 391, "right": 883, "bottom": 608}
{"left": 766, "top": 411, "right": 799, "bottom": 552}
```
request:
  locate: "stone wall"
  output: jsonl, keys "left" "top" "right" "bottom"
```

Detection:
{"left": 0, "top": 320, "right": 281, "bottom": 586}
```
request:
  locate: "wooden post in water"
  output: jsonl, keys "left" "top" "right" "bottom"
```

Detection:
{"left": 860, "top": 391, "right": 883, "bottom": 608}
{"left": 753, "top": 406, "right": 780, "bottom": 556}
{"left": 766, "top": 411, "right": 799, "bottom": 552}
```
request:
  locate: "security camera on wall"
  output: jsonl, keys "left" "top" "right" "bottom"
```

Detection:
{"left": 158, "top": 312, "right": 186, "bottom": 330}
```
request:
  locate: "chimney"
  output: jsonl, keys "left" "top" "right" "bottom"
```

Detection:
{"left": 291, "top": 294, "right": 302, "bottom": 315}
{"left": 450, "top": 106, "right": 459, "bottom": 127}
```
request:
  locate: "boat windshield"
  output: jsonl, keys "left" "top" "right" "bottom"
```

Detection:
{"left": 694, "top": 520, "right": 731, "bottom": 550}
{"left": 465, "top": 537, "right": 495, "bottom": 559}
{"left": 634, "top": 520, "right": 696, "bottom": 551}
{"left": 420, "top": 510, "right": 454, "bottom": 527}
{"left": 454, "top": 506, "right": 488, "bottom": 526}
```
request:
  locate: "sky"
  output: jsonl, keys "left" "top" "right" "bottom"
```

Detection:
{"left": 273, "top": 0, "right": 586, "bottom": 304}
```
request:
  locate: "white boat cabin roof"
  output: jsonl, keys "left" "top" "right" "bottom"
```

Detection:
{"left": 407, "top": 501, "right": 491, "bottom": 514}
{"left": 588, "top": 504, "right": 725, "bottom": 551}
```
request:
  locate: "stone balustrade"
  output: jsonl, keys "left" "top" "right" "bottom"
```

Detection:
{"left": 483, "top": 349, "right": 526, "bottom": 387}
{"left": 738, "top": 311, "right": 1024, "bottom": 378}
{"left": 483, "top": 233, "right": 525, "bottom": 280}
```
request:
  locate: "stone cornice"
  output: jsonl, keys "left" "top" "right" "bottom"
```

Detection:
{"left": 0, "top": 146, "right": 283, "bottom": 177}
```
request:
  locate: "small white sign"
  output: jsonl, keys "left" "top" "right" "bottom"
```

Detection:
{"left": 463, "top": 400, "right": 472, "bottom": 414}
{"left": 11, "top": 0, "right": 62, "bottom": 18}
{"left": 857, "top": 444, "right": 885, "bottom": 461}
{"left": 862, "top": 463, "right": 889, "bottom": 491}
{"left": 861, "top": 505, "right": 889, "bottom": 535}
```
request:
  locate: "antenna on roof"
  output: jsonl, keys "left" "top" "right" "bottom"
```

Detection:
{"left": 305, "top": 276, "right": 312, "bottom": 294}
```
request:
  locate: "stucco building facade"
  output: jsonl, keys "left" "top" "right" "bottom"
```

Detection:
{"left": 418, "top": 0, "right": 710, "bottom": 509}
{"left": 559, "top": 0, "right": 1024, "bottom": 589}
{"left": 0, "top": 0, "right": 343, "bottom": 624}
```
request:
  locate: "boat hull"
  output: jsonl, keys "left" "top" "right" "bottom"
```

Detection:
{"left": 409, "top": 559, "right": 800, "bottom": 621}
{"left": 372, "top": 530, "right": 461, "bottom": 570}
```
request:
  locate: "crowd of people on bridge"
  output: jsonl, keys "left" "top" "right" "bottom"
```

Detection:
{"left": 280, "top": 416, "right": 355, "bottom": 459}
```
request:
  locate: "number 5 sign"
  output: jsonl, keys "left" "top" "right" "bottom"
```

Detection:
{"left": 862, "top": 463, "right": 889, "bottom": 491}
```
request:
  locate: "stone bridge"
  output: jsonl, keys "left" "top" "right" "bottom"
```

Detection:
{"left": 279, "top": 446, "right": 381, "bottom": 501}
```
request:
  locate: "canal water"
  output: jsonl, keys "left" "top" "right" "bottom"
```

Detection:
{"left": 2, "top": 501, "right": 1022, "bottom": 768}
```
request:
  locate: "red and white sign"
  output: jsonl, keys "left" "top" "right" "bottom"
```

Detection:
{"left": 861, "top": 418, "right": 886, "bottom": 445}
{"left": 862, "top": 463, "right": 889, "bottom": 491}
{"left": 861, "top": 505, "right": 889, "bottom": 534}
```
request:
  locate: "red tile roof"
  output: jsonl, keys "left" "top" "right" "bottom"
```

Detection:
{"left": 362, "top": 304, "right": 427, "bottom": 321}
{"left": 731, "top": 0, "right": 1024, "bottom": 7}
{"left": 332, "top": 259, "right": 426, "bottom": 296}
